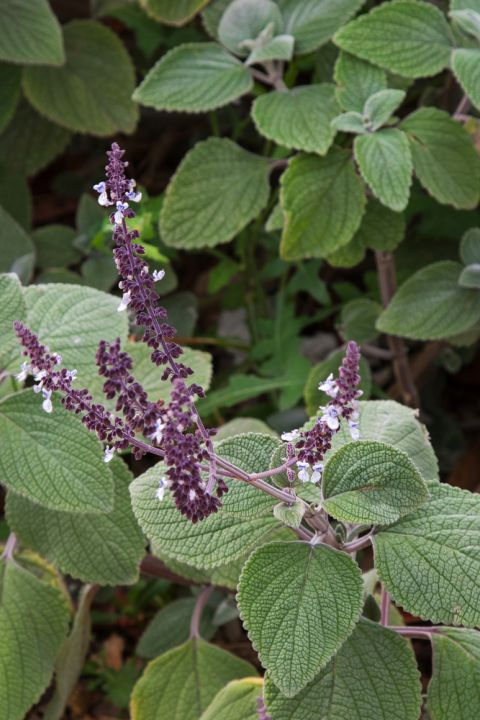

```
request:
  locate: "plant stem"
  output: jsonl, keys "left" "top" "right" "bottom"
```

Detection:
{"left": 454, "top": 94, "right": 471, "bottom": 119}
{"left": 1, "top": 533, "right": 17, "bottom": 561}
{"left": 342, "top": 531, "right": 374, "bottom": 553}
{"left": 374, "top": 251, "right": 419, "bottom": 407}
{"left": 389, "top": 626, "right": 437, "bottom": 640}
{"left": 380, "top": 586, "right": 390, "bottom": 625}
{"left": 190, "top": 586, "right": 214, "bottom": 638}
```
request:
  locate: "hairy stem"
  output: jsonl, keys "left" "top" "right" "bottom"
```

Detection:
{"left": 342, "top": 531, "right": 374, "bottom": 553}
{"left": 380, "top": 586, "right": 390, "bottom": 626}
{"left": 389, "top": 626, "right": 437, "bottom": 640}
{"left": 1, "top": 533, "right": 17, "bottom": 561}
{"left": 190, "top": 586, "right": 214, "bottom": 638}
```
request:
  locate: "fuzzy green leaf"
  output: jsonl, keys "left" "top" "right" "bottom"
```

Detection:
{"left": 323, "top": 440, "right": 428, "bottom": 524}
{"left": 0, "top": 63, "right": 21, "bottom": 133}
{"left": 264, "top": 619, "right": 422, "bottom": 720}
{"left": 0, "top": 206, "right": 35, "bottom": 282}
{"left": 452, "top": 48, "right": 480, "bottom": 113}
{"left": 460, "top": 228, "right": 480, "bottom": 265}
{"left": 0, "top": 0, "right": 64, "bottom": 66}
{"left": 218, "top": 0, "right": 283, "bottom": 57}
{"left": 246, "top": 34, "right": 295, "bottom": 65}
{"left": 364, "top": 89, "right": 406, "bottom": 130}
{"left": 374, "top": 483, "right": 480, "bottom": 625}
{"left": 450, "top": 9, "right": 480, "bottom": 41}
{"left": 334, "top": 51, "right": 387, "bottom": 112}
{"left": 200, "top": 677, "right": 263, "bottom": 720}
{"left": 331, "top": 111, "right": 366, "bottom": 134}
{"left": 216, "top": 418, "right": 278, "bottom": 440}
{"left": 401, "top": 107, "right": 480, "bottom": 209}
{"left": 280, "top": 148, "right": 366, "bottom": 260}
{"left": 459, "top": 264, "right": 480, "bottom": 288}
{"left": 160, "top": 138, "right": 270, "bottom": 249}
{"left": 140, "top": 0, "right": 208, "bottom": 25}
{"left": 238, "top": 541, "right": 363, "bottom": 696}
{"left": 0, "top": 273, "right": 26, "bottom": 370}
{"left": 325, "top": 230, "right": 366, "bottom": 268}
{"left": 339, "top": 298, "right": 382, "bottom": 343}
{"left": 358, "top": 198, "right": 405, "bottom": 251}
{"left": 304, "top": 351, "right": 371, "bottom": 416}
{"left": 354, "top": 129, "right": 412, "bottom": 211}
{"left": 32, "top": 224, "right": 80, "bottom": 269}
{"left": 133, "top": 43, "right": 253, "bottom": 113}
{"left": 376, "top": 261, "right": 480, "bottom": 340}
{"left": 334, "top": 0, "right": 454, "bottom": 78}
{"left": 252, "top": 84, "right": 340, "bottom": 155}
{"left": 0, "top": 559, "right": 70, "bottom": 720}
{"left": 23, "top": 20, "right": 138, "bottom": 136}
{"left": 131, "top": 638, "right": 256, "bottom": 720}
{"left": 428, "top": 628, "right": 480, "bottom": 720}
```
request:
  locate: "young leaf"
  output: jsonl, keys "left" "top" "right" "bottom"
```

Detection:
{"left": 450, "top": 9, "right": 480, "bottom": 41}
{"left": 0, "top": 63, "right": 21, "bottom": 133}
{"left": 133, "top": 43, "right": 253, "bottom": 113}
{"left": 140, "top": 0, "right": 208, "bottom": 26}
{"left": 334, "top": 0, "right": 454, "bottom": 78}
{"left": 323, "top": 440, "right": 428, "bottom": 525}
{"left": 0, "top": 0, "right": 64, "bottom": 66}
{"left": 460, "top": 227, "right": 480, "bottom": 265}
{"left": 374, "top": 483, "right": 480, "bottom": 626}
{"left": 246, "top": 34, "right": 295, "bottom": 65}
{"left": 200, "top": 677, "right": 263, "bottom": 720}
{"left": 23, "top": 20, "right": 138, "bottom": 136}
{"left": 280, "top": 148, "right": 366, "bottom": 260}
{"left": 363, "top": 89, "right": 406, "bottom": 130}
{"left": 427, "top": 628, "right": 480, "bottom": 720}
{"left": 279, "top": 0, "right": 367, "bottom": 55}
{"left": 354, "top": 129, "right": 412, "bottom": 211}
{"left": 0, "top": 206, "right": 35, "bottom": 282}
{"left": 0, "top": 273, "right": 26, "bottom": 370}
{"left": 0, "top": 559, "right": 70, "bottom": 720}
{"left": 252, "top": 84, "right": 340, "bottom": 155}
{"left": 273, "top": 498, "right": 306, "bottom": 528}
{"left": 304, "top": 351, "right": 372, "bottom": 416}
{"left": 331, "top": 111, "right": 367, "bottom": 134}
{"left": 130, "top": 638, "right": 256, "bottom": 720}
{"left": 6, "top": 457, "right": 145, "bottom": 585}
{"left": 401, "top": 107, "right": 480, "bottom": 209}
{"left": 452, "top": 48, "right": 480, "bottom": 113}
{"left": 264, "top": 619, "right": 422, "bottom": 720}
{"left": 459, "top": 264, "right": 480, "bottom": 288}
{"left": 218, "top": 0, "right": 283, "bottom": 57}
{"left": 376, "top": 261, "right": 480, "bottom": 340}
{"left": 334, "top": 51, "right": 387, "bottom": 112}
{"left": 238, "top": 541, "right": 363, "bottom": 696}
{"left": 160, "top": 138, "right": 271, "bottom": 249}
{"left": 340, "top": 297, "right": 382, "bottom": 342}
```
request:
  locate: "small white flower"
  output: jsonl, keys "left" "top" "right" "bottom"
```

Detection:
{"left": 93, "top": 182, "right": 112, "bottom": 207}
{"left": 103, "top": 446, "right": 114, "bottom": 463}
{"left": 310, "top": 463, "right": 324, "bottom": 484}
{"left": 41, "top": 388, "right": 53, "bottom": 414}
{"left": 318, "top": 373, "right": 338, "bottom": 398}
{"left": 117, "top": 291, "right": 131, "bottom": 312}
{"left": 281, "top": 429, "right": 300, "bottom": 442}
{"left": 15, "top": 362, "right": 30, "bottom": 382}
{"left": 155, "top": 476, "right": 169, "bottom": 501}
{"left": 297, "top": 460, "right": 310, "bottom": 483}
{"left": 152, "top": 269, "right": 166, "bottom": 283}
{"left": 150, "top": 418, "right": 165, "bottom": 445}
{"left": 66, "top": 369, "right": 78, "bottom": 381}
{"left": 189, "top": 489, "right": 197, "bottom": 502}
{"left": 320, "top": 405, "right": 340, "bottom": 431}
{"left": 348, "top": 420, "right": 360, "bottom": 441}
{"left": 126, "top": 189, "right": 142, "bottom": 203}
{"left": 114, "top": 201, "right": 129, "bottom": 224}
{"left": 52, "top": 353, "right": 62, "bottom": 365}
{"left": 34, "top": 369, "right": 47, "bottom": 383}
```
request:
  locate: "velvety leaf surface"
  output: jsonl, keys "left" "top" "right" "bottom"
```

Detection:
{"left": 354, "top": 129, "right": 412, "bottom": 211}
{"left": 0, "top": 0, "right": 64, "bottom": 66}
{"left": 460, "top": 228, "right": 480, "bottom": 265}
{"left": 364, "top": 89, "right": 406, "bottom": 130}
{"left": 218, "top": 0, "right": 283, "bottom": 56}
{"left": 0, "top": 206, "right": 35, "bottom": 281}
{"left": 358, "top": 198, "right": 405, "bottom": 251}
{"left": 140, "top": 0, "right": 208, "bottom": 25}
{"left": 334, "top": 51, "right": 387, "bottom": 112}
{"left": 339, "top": 297, "right": 382, "bottom": 342}
{"left": 237, "top": 541, "right": 364, "bottom": 696}
{"left": 452, "top": 48, "right": 480, "bottom": 112}
{"left": 200, "top": 677, "right": 263, "bottom": 720}
{"left": 0, "top": 63, "right": 21, "bottom": 133}
{"left": 279, "top": 0, "right": 367, "bottom": 54}
{"left": 0, "top": 273, "right": 26, "bottom": 370}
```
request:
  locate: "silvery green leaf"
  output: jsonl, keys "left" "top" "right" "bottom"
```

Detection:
{"left": 273, "top": 498, "right": 306, "bottom": 528}
{"left": 449, "top": 9, "right": 480, "bottom": 41}
{"left": 246, "top": 34, "right": 294, "bottom": 65}
{"left": 139, "top": 0, "right": 207, "bottom": 26}
{"left": 452, "top": 48, "right": 480, "bottom": 113}
{"left": 331, "top": 111, "right": 366, "bottom": 134}
{"left": 363, "top": 88, "right": 406, "bottom": 130}
{"left": 459, "top": 263, "right": 480, "bottom": 288}
{"left": 334, "top": 51, "right": 387, "bottom": 112}
{"left": 0, "top": 0, "right": 64, "bottom": 66}
{"left": 219, "top": 0, "right": 283, "bottom": 57}
{"left": 460, "top": 227, "right": 480, "bottom": 265}
{"left": 200, "top": 678, "right": 263, "bottom": 720}
{"left": 0, "top": 273, "right": 26, "bottom": 371}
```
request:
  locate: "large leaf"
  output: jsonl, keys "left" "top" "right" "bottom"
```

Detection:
{"left": 401, "top": 107, "right": 480, "bottom": 209}
{"left": 200, "top": 677, "right": 262, "bottom": 720}
{"left": 374, "top": 483, "right": 480, "bottom": 625}
{"left": 130, "top": 638, "right": 256, "bottom": 720}
{"left": 0, "top": 559, "right": 70, "bottom": 720}
{"left": 0, "top": 206, "right": 35, "bottom": 282}
{"left": 140, "top": 0, "right": 208, "bottom": 25}
{"left": 218, "top": 0, "right": 283, "bottom": 57}
{"left": 23, "top": 20, "right": 138, "bottom": 136}
{"left": 354, "top": 129, "right": 412, "bottom": 211}
{"left": 0, "top": 166, "right": 32, "bottom": 230}
{"left": 0, "top": 63, "right": 21, "bottom": 133}
{"left": 264, "top": 619, "right": 421, "bottom": 720}
{"left": 376, "top": 261, "right": 480, "bottom": 340}
{"left": 238, "top": 541, "right": 363, "bottom": 696}
{"left": 6, "top": 457, "right": 145, "bottom": 584}
{"left": 0, "top": 273, "right": 26, "bottom": 370}
{"left": 428, "top": 628, "right": 480, "bottom": 720}
{"left": 452, "top": 48, "right": 480, "bottom": 113}
{"left": 202, "top": 0, "right": 232, "bottom": 38}
{"left": 130, "top": 434, "right": 283, "bottom": 568}
{"left": 334, "top": 51, "right": 387, "bottom": 112}
{"left": 252, "top": 84, "right": 340, "bottom": 155}
{"left": 334, "top": 0, "right": 454, "bottom": 78}
{"left": 323, "top": 440, "right": 428, "bottom": 525}
{"left": 0, "top": 0, "right": 64, "bottom": 66}
{"left": 133, "top": 43, "right": 253, "bottom": 113}
{"left": 160, "top": 138, "right": 271, "bottom": 249}
{"left": 0, "top": 390, "right": 114, "bottom": 513}
{"left": 280, "top": 148, "right": 366, "bottom": 260}
{"left": 279, "top": 0, "right": 367, "bottom": 54}
{"left": 197, "top": 373, "right": 309, "bottom": 415}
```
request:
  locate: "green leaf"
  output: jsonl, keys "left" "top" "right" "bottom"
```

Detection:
{"left": 140, "top": 0, "right": 208, "bottom": 25}
{"left": 0, "top": 390, "right": 114, "bottom": 513}
{"left": 0, "top": 273, "right": 26, "bottom": 370}
{"left": 323, "top": 440, "right": 428, "bottom": 525}
{"left": 363, "top": 89, "right": 406, "bottom": 130}
{"left": 0, "top": 101, "right": 71, "bottom": 177}
{"left": 328, "top": 400, "right": 439, "bottom": 483}
{"left": 401, "top": 107, "right": 480, "bottom": 209}
{"left": 279, "top": 0, "right": 367, "bottom": 55}
{"left": 81, "top": 255, "right": 117, "bottom": 292}
{"left": 130, "top": 434, "right": 282, "bottom": 568}
{"left": 273, "top": 498, "right": 306, "bottom": 529}
{"left": 202, "top": 0, "right": 232, "bottom": 38}
{"left": 200, "top": 677, "right": 263, "bottom": 720}
{"left": 374, "top": 483, "right": 480, "bottom": 625}
{"left": 460, "top": 227, "right": 480, "bottom": 265}
{"left": 459, "top": 263, "right": 480, "bottom": 288}
{"left": 304, "top": 350, "right": 371, "bottom": 416}
{"left": 0, "top": 559, "right": 70, "bottom": 720}
{"left": 0, "top": 206, "right": 35, "bottom": 282}
{"left": 131, "top": 638, "right": 256, "bottom": 720}
{"left": 160, "top": 138, "right": 270, "bottom": 249}
{"left": 32, "top": 224, "right": 80, "bottom": 269}
{"left": 137, "top": 597, "right": 215, "bottom": 659}
{"left": 331, "top": 110, "right": 367, "bottom": 134}
{"left": 0, "top": 166, "right": 32, "bottom": 230}
{"left": 452, "top": 48, "right": 480, "bottom": 113}
{"left": 325, "top": 229, "right": 366, "bottom": 268}
{"left": 280, "top": 148, "right": 366, "bottom": 260}
{"left": 218, "top": 0, "right": 283, "bottom": 56}
{"left": 334, "top": 51, "right": 387, "bottom": 112}
{"left": 356, "top": 198, "right": 405, "bottom": 251}
{"left": 216, "top": 418, "right": 278, "bottom": 441}
{"left": 450, "top": 9, "right": 480, "bottom": 42}
{"left": 354, "top": 129, "right": 412, "bottom": 211}
{"left": 6, "top": 457, "right": 145, "bottom": 585}
{"left": 252, "top": 84, "right": 340, "bottom": 155}
{"left": 0, "top": 0, "right": 64, "bottom": 66}
{"left": 334, "top": 0, "right": 454, "bottom": 78}
{"left": 376, "top": 261, "right": 480, "bottom": 340}
{"left": 237, "top": 541, "right": 363, "bottom": 696}
{"left": 0, "top": 63, "right": 21, "bottom": 133}
{"left": 197, "top": 373, "right": 308, "bottom": 415}
{"left": 264, "top": 619, "right": 422, "bottom": 720}
{"left": 428, "top": 628, "right": 480, "bottom": 720}
{"left": 339, "top": 297, "right": 382, "bottom": 342}
{"left": 133, "top": 43, "right": 253, "bottom": 113}
{"left": 23, "top": 20, "right": 138, "bottom": 136}
{"left": 245, "top": 34, "right": 295, "bottom": 65}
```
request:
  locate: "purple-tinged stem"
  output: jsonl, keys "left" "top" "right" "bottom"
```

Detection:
{"left": 380, "top": 586, "right": 390, "bottom": 626}
{"left": 1, "top": 533, "right": 17, "bottom": 561}
{"left": 249, "top": 458, "right": 297, "bottom": 480}
{"left": 389, "top": 626, "right": 437, "bottom": 640}
{"left": 342, "top": 531, "right": 374, "bottom": 553}
{"left": 295, "top": 525, "right": 315, "bottom": 542}
{"left": 190, "top": 586, "right": 213, "bottom": 638}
